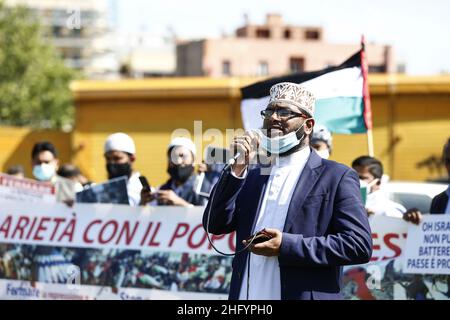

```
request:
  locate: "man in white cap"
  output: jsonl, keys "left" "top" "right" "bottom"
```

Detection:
{"left": 140, "top": 137, "right": 209, "bottom": 207}
{"left": 104, "top": 132, "right": 142, "bottom": 206}
{"left": 203, "top": 82, "right": 372, "bottom": 300}
{"left": 311, "top": 124, "right": 333, "bottom": 159}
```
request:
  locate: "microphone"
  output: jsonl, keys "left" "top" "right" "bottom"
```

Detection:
{"left": 226, "top": 129, "right": 261, "bottom": 168}
{"left": 222, "top": 152, "right": 240, "bottom": 172}
{"left": 228, "top": 152, "right": 241, "bottom": 166}
{"left": 205, "top": 128, "right": 264, "bottom": 257}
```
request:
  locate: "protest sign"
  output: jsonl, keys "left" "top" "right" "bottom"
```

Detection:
{"left": 403, "top": 215, "right": 450, "bottom": 275}
{"left": 0, "top": 173, "right": 56, "bottom": 203}
{"left": 76, "top": 176, "right": 129, "bottom": 205}
{"left": 0, "top": 199, "right": 448, "bottom": 300}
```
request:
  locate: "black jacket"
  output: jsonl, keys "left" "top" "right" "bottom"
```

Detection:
{"left": 159, "top": 174, "right": 209, "bottom": 206}
{"left": 430, "top": 190, "right": 449, "bottom": 214}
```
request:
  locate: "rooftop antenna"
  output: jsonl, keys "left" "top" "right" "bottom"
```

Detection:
{"left": 243, "top": 12, "right": 249, "bottom": 25}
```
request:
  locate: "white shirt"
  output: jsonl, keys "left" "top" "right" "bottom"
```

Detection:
{"left": 127, "top": 172, "right": 142, "bottom": 206}
{"left": 234, "top": 147, "right": 311, "bottom": 300}
{"left": 366, "top": 189, "right": 406, "bottom": 218}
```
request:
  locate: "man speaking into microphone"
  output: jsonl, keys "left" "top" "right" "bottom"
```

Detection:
{"left": 203, "top": 82, "right": 372, "bottom": 300}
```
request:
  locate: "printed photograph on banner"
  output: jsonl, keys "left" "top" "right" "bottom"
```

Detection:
{"left": 341, "top": 214, "right": 450, "bottom": 300}
{"left": 0, "top": 243, "right": 232, "bottom": 298}
{"left": 75, "top": 176, "right": 129, "bottom": 205}
{"left": 343, "top": 260, "right": 395, "bottom": 300}
{"left": 342, "top": 259, "right": 450, "bottom": 300}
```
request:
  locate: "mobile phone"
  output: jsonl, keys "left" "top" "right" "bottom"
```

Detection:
{"left": 245, "top": 230, "right": 272, "bottom": 244}
{"left": 204, "top": 146, "right": 232, "bottom": 167}
{"left": 139, "top": 176, "right": 151, "bottom": 191}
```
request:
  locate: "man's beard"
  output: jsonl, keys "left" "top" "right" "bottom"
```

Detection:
{"left": 278, "top": 127, "right": 307, "bottom": 157}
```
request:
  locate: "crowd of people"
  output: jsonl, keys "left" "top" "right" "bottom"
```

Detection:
{"left": 6, "top": 129, "right": 449, "bottom": 218}
{"left": 6, "top": 134, "right": 212, "bottom": 207}
{"left": 67, "top": 247, "right": 232, "bottom": 293}
{"left": 0, "top": 243, "right": 233, "bottom": 294}
{"left": 1, "top": 127, "right": 449, "bottom": 298}
{"left": 2, "top": 130, "right": 449, "bottom": 224}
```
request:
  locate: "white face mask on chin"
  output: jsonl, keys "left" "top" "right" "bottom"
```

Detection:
{"left": 359, "top": 178, "right": 380, "bottom": 200}
{"left": 316, "top": 149, "right": 330, "bottom": 159}
{"left": 258, "top": 118, "right": 312, "bottom": 155}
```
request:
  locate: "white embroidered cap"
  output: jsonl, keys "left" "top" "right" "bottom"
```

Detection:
{"left": 269, "top": 82, "right": 315, "bottom": 117}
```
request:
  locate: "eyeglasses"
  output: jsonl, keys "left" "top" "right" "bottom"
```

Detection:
{"left": 260, "top": 108, "right": 307, "bottom": 120}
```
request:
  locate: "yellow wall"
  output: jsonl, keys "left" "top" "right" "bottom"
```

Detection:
{"left": 72, "top": 99, "right": 240, "bottom": 185}
{"left": 2, "top": 75, "right": 448, "bottom": 185}
{"left": 71, "top": 78, "right": 243, "bottom": 185}
{"left": 71, "top": 75, "right": 450, "bottom": 185}
{"left": 0, "top": 126, "right": 71, "bottom": 179}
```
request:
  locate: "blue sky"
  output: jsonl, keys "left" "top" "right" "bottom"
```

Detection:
{"left": 114, "top": 0, "right": 450, "bottom": 75}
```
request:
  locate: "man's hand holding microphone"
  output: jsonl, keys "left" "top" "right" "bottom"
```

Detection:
{"left": 229, "top": 130, "right": 283, "bottom": 256}
{"left": 230, "top": 130, "right": 261, "bottom": 177}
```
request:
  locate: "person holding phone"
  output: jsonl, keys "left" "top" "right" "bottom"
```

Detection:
{"left": 104, "top": 132, "right": 142, "bottom": 206}
{"left": 197, "top": 146, "right": 232, "bottom": 193}
{"left": 203, "top": 82, "right": 373, "bottom": 300}
{"left": 140, "top": 137, "right": 210, "bottom": 207}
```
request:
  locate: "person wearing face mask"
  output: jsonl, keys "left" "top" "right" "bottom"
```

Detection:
{"left": 104, "top": 132, "right": 142, "bottom": 206}
{"left": 203, "top": 82, "right": 372, "bottom": 300}
{"left": 57, "top": 164, "right": 91, "bottom": 192}
{"left": 352, "top": 155, "right": 422, "bottom": 223}
{"left": 310, "top": 124, "right": 333, "bottom": 159}
{"left": 30, "top": 142, "right": 75, "bottom": 283}
{"left": 352, "top": 156, "right": 402, "bottom": 218}
{"left": 31, "top": 141, "right": 60, "bottom": 182}
{"left": 31, "top": 141, "right": 77, "bottom": 204}
{"left": 140, "top": 137, "right": 209, "bottom": 207}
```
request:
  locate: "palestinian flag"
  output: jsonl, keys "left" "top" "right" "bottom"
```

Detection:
{"left": 240, "top": 46, "right": 372, "bottom": 134}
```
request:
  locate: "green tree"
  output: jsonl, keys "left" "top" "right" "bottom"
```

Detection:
{"left": 0, "top": 1, "right": 77, "bottom": 129}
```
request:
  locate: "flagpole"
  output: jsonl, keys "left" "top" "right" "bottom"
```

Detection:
{"left": 361, "top": 35, "right": 374, "bottom": 157}
{"left": 367, "top": 128, "right": 374, "bottom": 157}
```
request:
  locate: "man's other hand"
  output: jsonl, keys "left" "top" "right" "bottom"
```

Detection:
{"left": 403, "top": 208, "right": 423, "bottom": 225}
{"left": 243, "top": 228, "right": 282, "bottom": 257}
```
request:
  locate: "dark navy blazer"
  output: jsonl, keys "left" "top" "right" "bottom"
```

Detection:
{"left": 430, "top": 190, "right": 449, "bottom": 214}
{"left": 203, "top": 149, "right": 373, "bottom": 300}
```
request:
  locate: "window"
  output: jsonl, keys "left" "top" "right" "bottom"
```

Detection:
{"left": 389, "top": 193, "right": 432, "bottom": 214}
{"left": 52, "top": 26, "right": 62, "bottom": 36}
{"left": 257, "top": 61, "right": 269, "bottom": 76}
{"left": 305, "top": 30, "right": 320, "bottom": 40}
{"left": 71, "top": 27, "right": 82, "bottom": 37}
{"left": 72, "top": 51, "right": 82, "bottom": 60}
{"left": 284, "top": 29, "right": 291, "bottom": 39}
{"left": 222, "top": 60, "right": 231, "bottom": 76}
{"left": 256, "top": 28, "right": 270, "bottom": 38}
{"left": 290, "top": 57, "right": 305, "bottom": 73}
{"left": 236, "top": 28, "right": 246, "bottom": 37}
{"left": 397, "top": 64, "right": 406, "bottom": 73}
{"left": 368, "top": 65, "right": 386, "bottom": 73}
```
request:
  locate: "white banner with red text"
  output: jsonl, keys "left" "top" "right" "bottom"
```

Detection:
{"left": 0, "top": 199, "right": 448, "bottom": 300}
